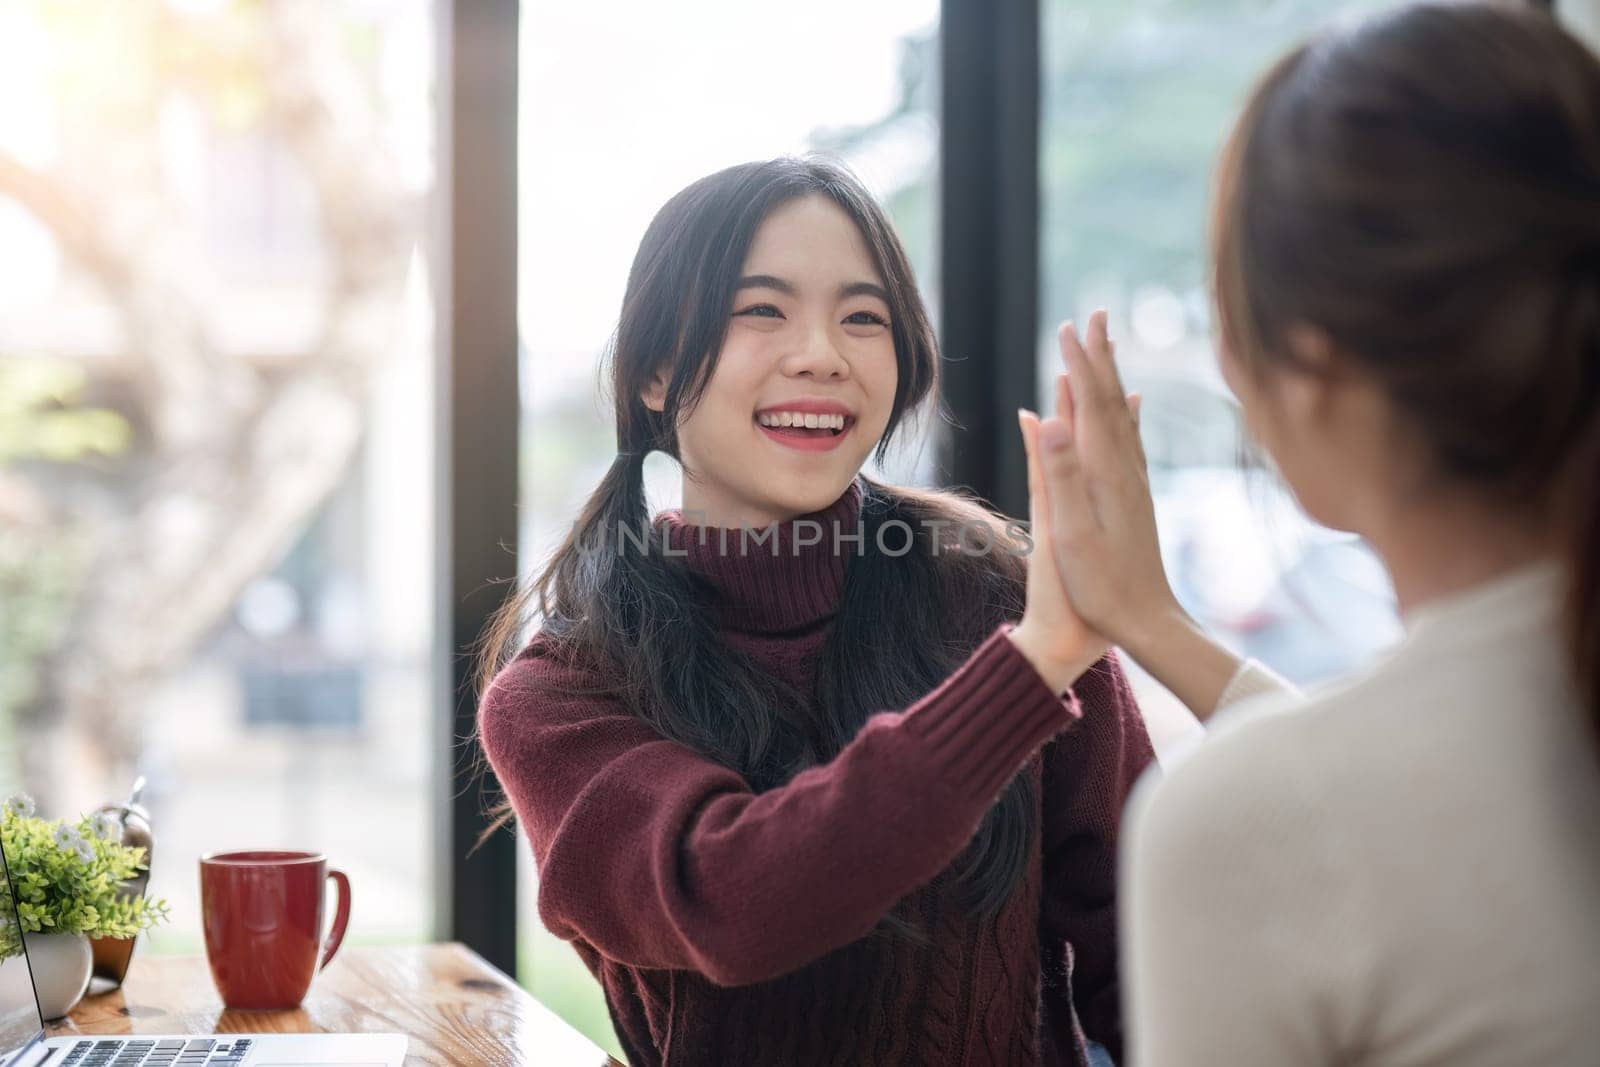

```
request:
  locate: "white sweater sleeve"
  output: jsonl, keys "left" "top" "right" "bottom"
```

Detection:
{"left": 1213, "top": 657, "right": 1300, "bottom": 715}
{"left": 1120, "top": 716, "right": 1363, "bottom": 1066}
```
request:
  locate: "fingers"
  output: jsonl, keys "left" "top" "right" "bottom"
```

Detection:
{"left": 1126, "top": 392, "right": 1149, "bottom": 468}
{"left": 1058, "top": 312, "right": 1143, "bottom": 445}
{"left": 1017, "top": 409, "right": 1043, "bottom": 521}
{"left": 1056, "top": 320, "right": 1099, "bottom": 416}
{"left": 1086, "top": 309, "right": 1128, "bottom": 398}
{"left": 1055, "top": 373, "right": 1075, "bottom": 438}
{"left": 1035, "top": 413, "right": 1097, "bottom": 546}
{"left": 1058, "top": 315, "right": 1120, "bottom": 413}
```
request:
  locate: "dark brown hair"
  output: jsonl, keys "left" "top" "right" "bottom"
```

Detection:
{"left": 1212, "top": 1, "right": 1600, "bottom": 741}
{"left": 476, "top": 156, "right": 1037, "bottom": 921}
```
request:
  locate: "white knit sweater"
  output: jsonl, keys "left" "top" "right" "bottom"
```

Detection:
{"left": 1121, "top": 561, "right": 1600, "bottom": 1065}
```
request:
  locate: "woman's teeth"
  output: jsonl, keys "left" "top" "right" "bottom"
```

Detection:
{"left": 756, "top": 411, "right": 847, "bottom": 431}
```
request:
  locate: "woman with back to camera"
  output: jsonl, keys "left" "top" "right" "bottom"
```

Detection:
{"left": 476, "top": 156, "right": 1154, "bottom": 1066}
{"left": 1024, "top": 2, "right": 1600, "bottom": 1063}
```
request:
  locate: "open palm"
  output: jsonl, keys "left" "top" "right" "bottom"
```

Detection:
{"left": 1037, "top": 311, "right": 1177, "bottom": 650}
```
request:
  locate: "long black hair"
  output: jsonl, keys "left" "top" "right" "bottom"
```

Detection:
{"left": 478, "top": 156, "right": 1037, "bottom": 920}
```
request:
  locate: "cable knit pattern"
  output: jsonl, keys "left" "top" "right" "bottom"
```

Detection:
{"left": 479, "top": 479, "right": 1155, "bottom": 1065}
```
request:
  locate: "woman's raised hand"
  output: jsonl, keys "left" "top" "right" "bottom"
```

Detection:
{"left": 1022, "top": 309, "right": 1253, "bottom": 721}
{"left": 1009, "top": 409, "right": 1109, "bottom": 695}
{"left": 1033, "top": 311, "right": 1182, "bottom": 654}
{"left": 1006, "top": 335, "right": 1116, "bottom": 694}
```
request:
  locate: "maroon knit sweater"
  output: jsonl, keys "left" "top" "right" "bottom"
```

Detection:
{"left": 479, "top": 481, "right": 1155, "bottom": 1066}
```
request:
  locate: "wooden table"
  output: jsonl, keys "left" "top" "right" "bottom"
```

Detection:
{"left": 47, "top": 943, "right": 623, "bottom": 1066}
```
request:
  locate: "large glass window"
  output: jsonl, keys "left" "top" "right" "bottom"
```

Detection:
{"left": 0, "top": 0, "right": 437, "bottom": 952}
{"left": 516, "top": 1, "right": 938, "bottom": 1054}
{"left": 1040, "top": 0, "right": 1406, "bottom": 750}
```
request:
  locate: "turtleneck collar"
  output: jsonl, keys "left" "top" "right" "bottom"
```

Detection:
{"left": 653, "top": 479, "right": 865, "bottom": 634}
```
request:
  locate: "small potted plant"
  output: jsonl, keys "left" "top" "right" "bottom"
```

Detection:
{"left": 0, "top": 793, "right": 171, "bottom": 1019}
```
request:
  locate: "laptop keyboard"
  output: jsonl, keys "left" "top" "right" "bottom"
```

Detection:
{"left": 60, "top": 1038, "right": 252, "bottom": 1066}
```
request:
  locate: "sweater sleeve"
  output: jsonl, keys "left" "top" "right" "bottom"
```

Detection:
{"left": 1213, "top": 657, "right": 1300, "bottom": 715}
{"left": 478, "top": 623, "right": 1079, "bottom": 988}
{"left": 1038, "top": 649, "right": 1156, "bottom": 1065}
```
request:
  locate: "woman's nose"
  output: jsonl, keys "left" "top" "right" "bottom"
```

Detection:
{"left": 783, "top": 326, "right": 850, "bottom": 379}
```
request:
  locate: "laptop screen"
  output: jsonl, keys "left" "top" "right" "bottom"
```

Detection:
{"left": 0, "top": 830, "right": 46, "bottom": 1060}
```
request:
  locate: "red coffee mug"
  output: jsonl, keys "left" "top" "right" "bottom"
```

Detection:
{"left": 199, "top": 850, "right": 351, "bottom": 1011}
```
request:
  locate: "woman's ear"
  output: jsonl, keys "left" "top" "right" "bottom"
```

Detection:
{"left": 1276, "top": 322, "right": 1395, "bottom": 476}
{"left": 1274, "top": 323, "right": 1343, "bottom": 428}
{"left": 640, "top": 369, "right": 668, "bottom": 413}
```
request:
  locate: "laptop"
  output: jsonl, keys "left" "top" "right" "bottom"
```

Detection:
{"left": 0, "top": 831, "right": 406, "bottom": 1066}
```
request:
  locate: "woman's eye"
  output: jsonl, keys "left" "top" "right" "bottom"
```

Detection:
{"left": 735, "top": 304, "right": 783, "bottom": 319}
{"left": 844, "top": 310, "right": 889, "bottom": 327}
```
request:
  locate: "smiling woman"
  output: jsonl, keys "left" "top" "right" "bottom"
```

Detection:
{"left": 475, "top": 157, "right": 1155, "bottom": 1066}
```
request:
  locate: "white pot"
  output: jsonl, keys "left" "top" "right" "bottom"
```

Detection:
{"left": 23, "top": 932, "right": 92, "bottom": 1020}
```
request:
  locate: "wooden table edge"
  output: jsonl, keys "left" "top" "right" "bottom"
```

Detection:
{"left": 46, "top": 942, "right": 625, "bottom": 1066}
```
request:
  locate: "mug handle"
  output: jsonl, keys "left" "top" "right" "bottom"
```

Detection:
{"left": 320, "top": 869, "right": 351, "bottom": 971}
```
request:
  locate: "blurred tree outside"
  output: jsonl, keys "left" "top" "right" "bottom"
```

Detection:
{"left": 0, "top": 360, "right": 128, "bottom": 792}
{"left": 811, "top": 24, "right": 939, "bottom": 299}
{"left": 1038, "top": 0, "right": 1394, "bottom": 350}
{"left": 0, "top": 0, "right": 423, "bottom": 809}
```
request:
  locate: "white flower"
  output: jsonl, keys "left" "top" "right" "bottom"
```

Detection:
{"left": 91, "top": 813, "right": 122, "bottom": 841}
{"left": 74, "top": 840, "right": 95, "bottom": 865}
{"left": 3, "top": 795, "right": 34, "bottom": 819}
{"left": 52, "top": 825, "right": 81, "bottom": 850}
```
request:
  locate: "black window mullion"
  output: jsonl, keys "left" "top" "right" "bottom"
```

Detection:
{"left": 937, "top": 0, "right": 1041, "bottom": 519}
{"left": 437, "top": 0, "right": 520, "bottom": 977}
